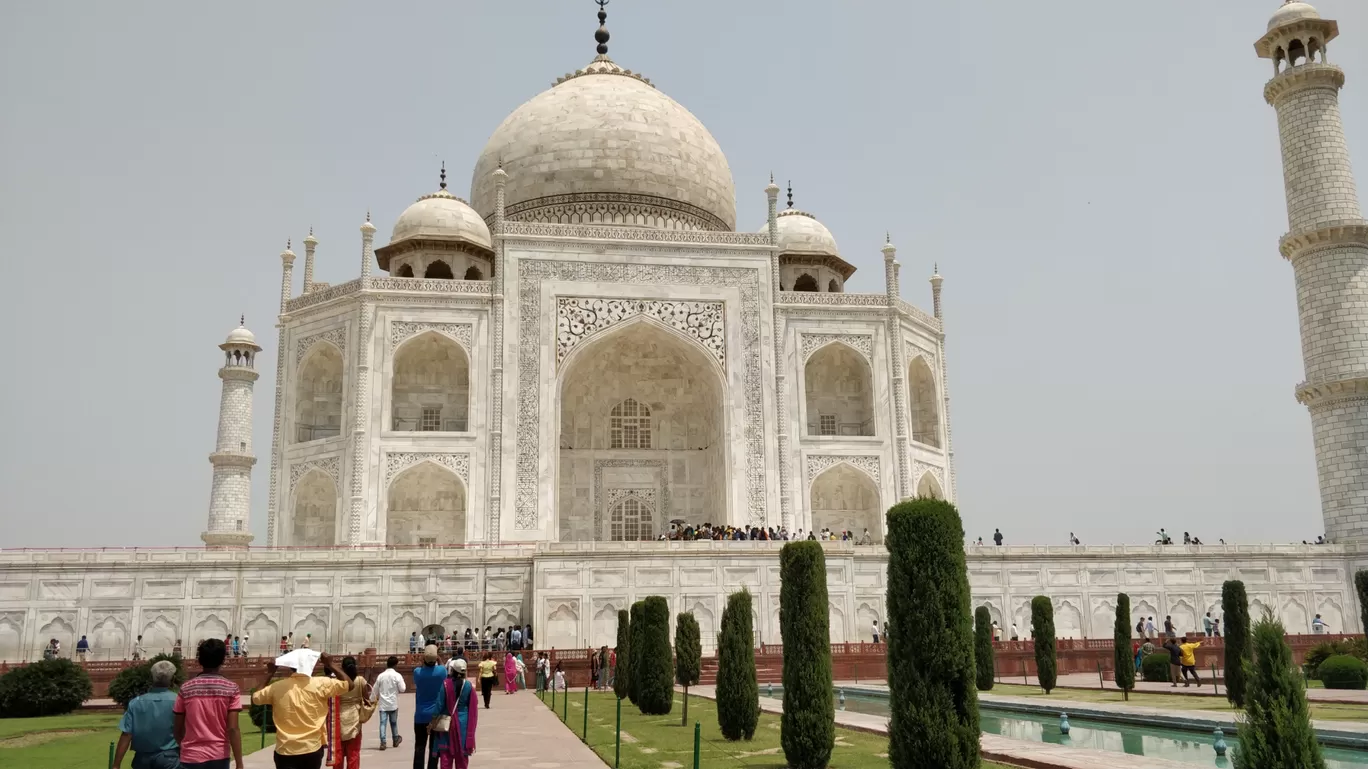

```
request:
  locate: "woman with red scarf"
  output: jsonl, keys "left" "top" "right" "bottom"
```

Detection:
{"left": 430, "top": 658, "right": 478, "bottom": 769}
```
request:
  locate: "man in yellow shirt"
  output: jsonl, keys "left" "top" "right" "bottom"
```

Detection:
{"left": 1178, "top": 636, "right": 1202, "bottom": 688}
{"left": 250, "top": 649, "right": 352, "bottom": 768}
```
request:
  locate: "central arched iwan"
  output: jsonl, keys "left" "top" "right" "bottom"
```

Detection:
{"left": 557, "top": 319, "right": 726, "bottom": 541}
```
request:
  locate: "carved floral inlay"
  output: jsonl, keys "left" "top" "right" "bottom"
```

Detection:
{"left": 384, "top": 452, "right": 471, "bottom": 486}
{"left": 801, "top": 333, "right": 873, "bottom": 363}
{"left": 556, "top": 297, "right": 725, "bottom": 368}
{"left": 289, "top": 456, "right": 342, "bottom": 492}
{"left": 295, "top": 327, "right": 347, "bottom": 366}
{"left": 389, "top": 321, "right": 473, "bottom": 353}
{"left": 805, "top": 455, "right": 881, "bottom": 486}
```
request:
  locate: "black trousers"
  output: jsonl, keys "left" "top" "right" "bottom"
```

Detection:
{"left": 481, "top": 676, "right": 494, "bottom": 708}
{"left": 412, "top": 723, "right": 438, "bottom": 769}
{"left": 273, "top": 748, "right": 324, "bottom": 769}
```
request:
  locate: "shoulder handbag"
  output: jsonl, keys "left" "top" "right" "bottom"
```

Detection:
{"left": 429, "top": 678, "right": 454, "bottom": 732}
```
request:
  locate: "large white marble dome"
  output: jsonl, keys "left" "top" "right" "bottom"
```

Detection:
{"left": 469, "top": 55, "right": 736, "bottom": 232}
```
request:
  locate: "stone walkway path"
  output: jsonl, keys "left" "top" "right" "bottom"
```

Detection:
{"left": 244, "top": 689, "right": 605, "bottom": 769}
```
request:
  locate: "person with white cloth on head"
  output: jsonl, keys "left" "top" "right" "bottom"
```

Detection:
{"left": 249, "top": 648, "right": 352, "bottom": 769}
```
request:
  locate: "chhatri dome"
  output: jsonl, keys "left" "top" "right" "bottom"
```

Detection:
{"left": 760, "top": 182, "right": 855, "bottom": 291}
{"left": 389, "top": 165, "right": 492, "bottom": 250}
{"left": 1267, "top": 1, "right": 1320, "bottom": 30}
{"left": 469, "top": 5, "right": 736, "bottom": 231}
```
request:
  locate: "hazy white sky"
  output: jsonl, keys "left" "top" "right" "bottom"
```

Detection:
{"left": 2, "top": 1, "right": 1364, "bottom": 548}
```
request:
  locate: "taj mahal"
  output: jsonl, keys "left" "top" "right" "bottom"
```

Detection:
{"left": 1, "top": 1, "right": 1366, "bottom": 661}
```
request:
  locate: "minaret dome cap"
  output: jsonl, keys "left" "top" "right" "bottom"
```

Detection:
{"left": 1268, "top": 1, "right": 1321, "bottom": 31}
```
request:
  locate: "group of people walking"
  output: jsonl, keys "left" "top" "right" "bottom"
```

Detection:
{"left": 410, "top": 625, "right": 532, "bottom": 656}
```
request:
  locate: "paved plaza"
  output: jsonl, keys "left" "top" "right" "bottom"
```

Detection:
{"left": 242, "top": 690, "right": 604, "bottom": 769}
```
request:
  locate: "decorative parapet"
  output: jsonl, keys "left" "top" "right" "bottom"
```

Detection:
{"left": 895, "top": 299, "right": 941, "bottom": 333}
{"left": 1280, "top": 222, "right": 1368, "bottom": 261}
{"left": 286, "top": 279, "right": 362, "bottom": 312}
{"left": 778, "top": 292, "right": 887, "bottom": 307}
{"left": 368, "top": 278, "right": 493, "bottom": 295}
{"left": 502, "top": 221, "right": 769, "bottom": 247}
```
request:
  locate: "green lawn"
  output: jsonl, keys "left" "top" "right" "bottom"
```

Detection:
{"left": 539, "top": 689, "right": 1017, "bottom": 769}
{"left": 0, "top": 710, "right": 273, "bottom": 769}
{"left": 986, "top": 683, "right": 1368, "bottom": 722}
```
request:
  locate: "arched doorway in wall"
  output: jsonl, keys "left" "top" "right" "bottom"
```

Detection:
{"left": 391, "top": 332, "right": 470, "bottom": 432}
{"left": 809, "top": 462, "right": 881, "bottom": 541}
{"left": 292, "top": 469, "right": 338, "bottom": 547}
{"left": 915, "top": 471, "right": 943, "bottom": 500}
{"left": 556, "top": 319, "right": 726, "bottom": 541}
{"left": 295, "top": 344, "right": 344, "bottom": 443}
{"left": 804, "top": 343, "right": 874, "bottom": 436}
{"left": 386, "top": 462, "right": 467, "bottom": 546}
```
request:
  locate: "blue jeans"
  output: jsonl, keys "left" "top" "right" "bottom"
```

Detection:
{"left": 379, "top": 709, "right": 399, "bottom": 745}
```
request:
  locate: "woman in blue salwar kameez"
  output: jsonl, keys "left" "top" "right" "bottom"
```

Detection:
{"left": 431, "top": 658, "right": 479, "bottom": 769}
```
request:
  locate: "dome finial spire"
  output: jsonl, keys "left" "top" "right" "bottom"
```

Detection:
{"left": 786, "top": 181, "right": 793, "bottom": 209}
{"left": 595, "top": 0, "right": 610, "bottom": 56}
{"left": 240, "top": 314, "right": 245, "bottom": 326}
{"left": 439, "top": 160, "right": 447, "bottom": 190}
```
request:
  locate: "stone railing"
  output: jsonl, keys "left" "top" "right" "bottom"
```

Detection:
{"left": 367, "top": 277, "right": 492, "bottom": 295}
{"left": 895, "top": 298, "right": 941, "bottom": 331}
{"left": 776, "top": 292, "right": 889, "bottom": 307}
{"left": 0, "top": 543, "right": 540, "bottom": 566}
{"left": 285, "top": 279, "right": 362, "bottom": 312}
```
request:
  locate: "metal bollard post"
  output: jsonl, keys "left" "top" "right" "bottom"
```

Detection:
{"left": 552, "top": 680, "right": 557, "bottom": 714}
{"left": 693, "top": 721, "right": 701, "bottom": 769}
{"left": 564, "top": 682, "right": 569, "bottom": 722}
{"left": 1212, "top": 663, "right": 1220, "bottom": 696}
{"left": 583, "top": 685, "right": 589, "bottom": 741}
{"left": 1097, "top": 661, "right": 1104, "bottom": 690}
{"left": 615, "top": 696, "right": 622, "bottom": 769}
{"left": 107, "top": 741, "right": 115, "bottom": 769}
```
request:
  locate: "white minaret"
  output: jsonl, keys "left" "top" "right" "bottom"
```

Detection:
{"left": 1258, "top": 2, "right": 1368, "bottom": 542}
{"left": 203, "top": 317, "right": 261, "bottom": 547}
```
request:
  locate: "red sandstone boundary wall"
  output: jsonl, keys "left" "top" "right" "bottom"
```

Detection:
{"left": 2, "top": 635, "right": 1354, "bottom": 698}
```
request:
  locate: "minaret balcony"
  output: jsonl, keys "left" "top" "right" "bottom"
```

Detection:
{"left": 209, "top": 451, "right": 257, "bottom": 468}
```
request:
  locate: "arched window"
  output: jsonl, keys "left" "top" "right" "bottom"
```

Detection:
{"left": 828, "top": 279, "right": 840, "bottom": 293}
{"left": 804, "top": 344, "right": 874, "bottom": 436}
{"left": 295, "top": 344, "right": 344, "bottom": 443}
{"left": 396, "top": 264, "right": 415, "bottom": 277}
{"left": 1288, "top": 38, "right": 1306, "bottom": 67}
{"left": 916, "top": 471, "right": 943, "bottom": 500}
{"left": 425, "top": 260, "right": 454, "bottom": 279}
{"left": 392, "top": 332, "right": 469, "bottom": 432}
{"left": 463, "top": 265, "right": 483, "bottom": 280}
{"left": 610, "top": 398, "right": 651, "bottom": 449}
{"left": 793, "top": 273, "right": 818, "bottom": 292}
{"left": 609, "top": 496, "right": 653, "bottom": 541}
{"left": 909, "top": 357, "right": 941, "bottom": 447}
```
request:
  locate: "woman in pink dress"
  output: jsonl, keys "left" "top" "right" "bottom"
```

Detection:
{"left": 503, "top": 652, "right": 518, "bottom": 694}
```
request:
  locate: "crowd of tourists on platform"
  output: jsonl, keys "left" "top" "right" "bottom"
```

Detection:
{"left": 662, "top": 522, "right": 875, "bottom": 544}
{"left": 408, "top": 624, "right": 533, "bottom": 656}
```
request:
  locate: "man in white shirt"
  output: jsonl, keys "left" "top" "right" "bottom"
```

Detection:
{"left": 371, "top": 655, "right": 407, "bottom": 751}
{"left": 1010, "top": 623, "right": 1019, "bottom": 641}
{"left": 1312, "top": 614, "right": 1328, "bottom": 634}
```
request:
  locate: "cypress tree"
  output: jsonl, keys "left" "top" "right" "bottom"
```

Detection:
{"left": 885, "top": 498, "right": 979, "bottom": 769}
{"left": 1223, "top": 580, "right": 1252, "bottom": 708}
{"left": 1031, "top": 596, "right": 1056, "bottom": 694}
{"left": 636, "top": 596, "right": 675, "bottom": 715}
{"left": 675, "top": 612, "right": 702, "bottom": 726}
{"left": 1113, "top": 593, "right": 1134, "bottom": 700}
{"left": 716, "top": 588, "right": 759, "bottom": 741}
{"left": 629, "top": 600, "right": 645, "bottom": 707}
{"left": 780, "top": 541, "right": 835, "bottom": 769}
{"left": 973, "top": 606, "right": 995, "bottom": 691}
{"left": 613, "top": 608, "right": 631, "bottom": 701}
{"left": 1233, "top": 611, "right": 1326, "bottom": 769}
{"left": 1355, "top": 570, "right": 1368, "bottom": 636}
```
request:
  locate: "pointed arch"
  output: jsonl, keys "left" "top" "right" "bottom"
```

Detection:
{"left": 608, "top": 493, "right": 655, "bottom": 541}
{"left": 386, "top": 460, "right": 467, "bottom": 546}
{"left": 805, "top": 342, "right": 874, "bottom": 436}
{"left": 245, "top": 613, "right": 279, "bottom": 647}
{"left": 194, "top": 614, "right": 230, "bottom": 644}
{"left": 293, "top": 613, "right": 328, "bottom": 644}
{"left": 0, "top": 616, "right": 22, "bottom": 662}
{"left": 463, "top": 265, "right": 483, "bottom": 280}
{"left": 809, "top": 462, "right": 880, "bottom": 542}
{"left": 424, "top": 260, "right": 454, "bottom": 279}
{"left": 916, "top": 471, "right": 943, "bottom": 500}
{"left": 292, "top": 469, "right": 338, "bottom": 547}
{"left": 793, "top": 273, "right": 818, "bottom": 292}
{"left": 1280, "top": 597, "right": 1309, "bottom": 634}
{"left": 341, "top": 613, "right": 376, "bottom": 651}
{"left": 396, "top": 263, "right": 415, "bottom": 277}
{"left": 294, "top": 343, "right": 344, "bottom": 443}
{"left": 609, "top": 398, "right": 652, "bottom": 449}
{"left": 392, "top": 330, "right": 470, "bottom": 432}
{"left": 908, "top": 355, "right": 941, "bottom": 447}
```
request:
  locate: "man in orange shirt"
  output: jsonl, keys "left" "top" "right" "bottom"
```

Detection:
{"left": 250, "top": 649, "right": 352, "bottom": 769}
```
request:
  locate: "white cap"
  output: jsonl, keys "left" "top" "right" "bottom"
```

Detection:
{"left": 449, "top": 657, "right": 467, "bottom": 674}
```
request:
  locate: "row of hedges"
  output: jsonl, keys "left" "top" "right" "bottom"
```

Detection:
{"left": 0, "top": 659, "right": 93, "bottom": 718}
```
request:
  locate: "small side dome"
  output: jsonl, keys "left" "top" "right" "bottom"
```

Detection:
{"left": 763, "top": 209, "right": 841, "bottom": 256}
{"left": 225, "top": 325, "right": 256, "bottom": 346}
{"left": 391, "top": 189, "right": 493, "bottom": 250}
{"left": 1268, "top": 1, "right": 1320, "bottom": 31}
